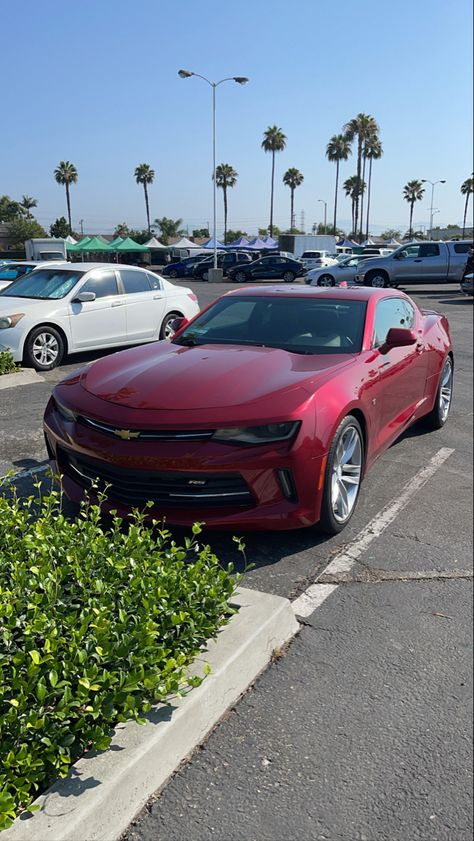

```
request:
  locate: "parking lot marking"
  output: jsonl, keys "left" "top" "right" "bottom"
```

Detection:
{"left": 2, "top": 463, "right": 49, "bottom": 482}
{"left": 292, "top": 446, "right": 455, "bottom": 618}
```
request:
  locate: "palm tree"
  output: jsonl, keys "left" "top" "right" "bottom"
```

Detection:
{"left": 153, "top": 217, "right": 185, "bottom": 245}
{"left": 54, "top": 161, "right": 78, "bottom": 234}
{"left": 326, "top": 134, "right": 352, "bottom": 234}
{"left": 21, "top": 195, "right": 38, "bottom": 220}
{"left": 403, "top": 180, "right": 425, "bottom": 239}
{"left": 461, "top": 176, "right": 474, "bottom": 238}
{"left": 215, "top": 164, "right": 238, "bottom": 244}
{"left": 343, "top": 114, "right": 379, "bottom": 240}
{"left": 343, "top": 176, "right": 365, "bottom": 237}
{"left": 134, "top": 163, "right": 155, "bottom": 233}
{"left": 364, "top": 137, "right": 383, "bottom": 241}
{"left": 282, "top": 168, "right": 304, "bottom": 231}
{"left": 261, "top": 126, "right": 287, "bottom": 237}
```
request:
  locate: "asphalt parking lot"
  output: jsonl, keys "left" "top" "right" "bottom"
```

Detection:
{"left": 1, "top": 279, "right": 473, "bottom": 840}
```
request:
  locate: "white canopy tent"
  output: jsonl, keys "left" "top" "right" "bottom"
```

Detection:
{"left": 143, "top": 236, "right": 167, "bottom": 249}
{"left": 170, "top": 237, "right": 202, "bottom": 250}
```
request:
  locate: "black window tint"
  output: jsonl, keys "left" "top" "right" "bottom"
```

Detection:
{"left": 81, "top": 270, "right": 118, "bottom": 299}
{"left": 120, "top": 269, "right": 151, "bottom": 294}
{"left": 418, "top": 244, "right": 440, "bottom": 258}
{"left": 147, "top": 272, "right": 161, "bottom": 290}
{"left": 373, "top": 298, "right": 414, "bottom": 346}
{"left": 453, "top": 243, "right": 472, "bottom": 253}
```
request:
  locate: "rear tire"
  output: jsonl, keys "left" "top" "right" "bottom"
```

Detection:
{"left": 318, "top": 415, "right": 364, "bottom": 535}
{"left": 365, "top": 271, "right": 389, "bottom": 288}
{"left": 24, "top": 325, "right": 65, "bottom": 371}
{"left": 168, "top": 269, "right": 178, "bottom": 279}
{"left": 235, "top": 271, "right": 247, "bottom": 283}
{"left": 160, "top": 311, "right": 182, "bottom": 340}
{"left": 202, "top": 270, "right": 209, "bottom": 281}
{"left": 283, "top": 271, "right": 295, "bottom": 283}
{"left": 424, "top": 355, "right": 453, "bottom": 429}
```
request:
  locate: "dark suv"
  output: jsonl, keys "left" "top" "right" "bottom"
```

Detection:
{"left": 192, "top": 251, "right": 252, "bottom": 280}
{"left": 227, "top": 255, "right": 306, "bottom": 283}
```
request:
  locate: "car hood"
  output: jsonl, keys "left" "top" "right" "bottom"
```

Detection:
{"left": 79, "top": 341, "right": 354, "bottom": 411}
{"left": 0, "top": 295, "right": 62, "bottom": 315}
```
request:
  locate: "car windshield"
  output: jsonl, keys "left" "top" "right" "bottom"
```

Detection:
{"left": 0, "top": 268, "right": 85, "bottom": 299}
{"left": 174, "top": 295, "right": 367, "bottom": 355}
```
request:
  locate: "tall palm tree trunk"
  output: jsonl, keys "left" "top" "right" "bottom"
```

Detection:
{"left": 354, "top": 138, "right": 362, "bottom": 239}
{"left": 65, "top": 183, "right": 72, "bottom": 234}
{"left": 462, "top": 193, "right": 470, "bottom": 238}
{"left": 359, "top": 150, "right": 367, "bottom": 240}
{"left": 290, "top": 187, "right": 295, "bottom": 231}
{"left": 269, "top": 151, "right": 276, "bottom": 236}
{"left": 223, "top": 184, "right": 228, "bottom": 245}
{"left": 333, "top": 161, "right": 340, "bottom": 234}
{"left": 144, "top": 183, "right": 151, "bottom": 232}
{"left": 409, "top": 201, "right": 414, "bottom": 237}
{"left": 365, "top": 158, "right": 373, "bottom": 242}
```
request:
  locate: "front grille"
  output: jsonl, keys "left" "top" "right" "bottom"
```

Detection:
{"left": 57, "top": 447, "right": 254, "bottom": 508}
{"left": 78, "top": 415, "right": 215, "bottom": 441}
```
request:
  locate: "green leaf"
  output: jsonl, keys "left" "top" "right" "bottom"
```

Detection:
{"left": 29, "top": 650, "right": 41, "bottom": 665}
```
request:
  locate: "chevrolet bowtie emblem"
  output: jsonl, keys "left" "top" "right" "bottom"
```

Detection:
{"left": 113, "top": 429, "right": 140, "bottom": 440}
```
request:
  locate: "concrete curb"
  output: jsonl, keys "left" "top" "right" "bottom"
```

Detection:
{"left": 3, "top": 587, "right": 299, "bottom": 841}
{"left": 0, "top": 369, "right": 44, "bottom": 390}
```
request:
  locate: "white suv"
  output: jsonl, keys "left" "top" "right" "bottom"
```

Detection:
{"left": 299, "top": 251, "right": 338, "bottom": 270}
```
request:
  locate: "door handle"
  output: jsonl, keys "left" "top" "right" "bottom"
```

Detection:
{"left": 111, "top": 301, "right": 123, "bottom": 307}
{"left": 153, "top": 294, "right": 162, "bottom": 299}
{"left": 414, "top": 259, "right": 422, "bottom": 262}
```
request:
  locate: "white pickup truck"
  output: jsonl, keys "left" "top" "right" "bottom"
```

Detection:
{"left": 355, "top": 240, "right": 473, "bottom": 287}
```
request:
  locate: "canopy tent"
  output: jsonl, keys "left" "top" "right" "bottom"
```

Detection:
{"left": 78, "top": 236, "right": 113, "bottom": 252}
{"left": 261, "top": 236, "right": 278, "bottom": 248}
{"left": 170, "top": 237, "right": 201, "bottom": 250}
{"left": 246, "top": 237, "right": 271, "bottom": 250}
{"left": 337, "top": 238, "right": 359, "bottom": 248}
{"left": 144, "top": 236, "right": 167, "bottom": 249}
{"left": 203, "top": 236, "right": 225, "bottom": 250}
{"left": 113, "top": 237, "right": 149, "bottom": 252}
{"left": 385, "top": 238, "right": 401, "bottom": 246}
{"left": 225, "top": 236, "right": 249, "bottom": 248}
{"left": 65, "top": 235, "right": 77, "bottom": 244}
{"left": 108, "top": 236, "right": 124, "bottom": 249}
{"left": 67, "top": 236, "right": 91, "bottom": 252}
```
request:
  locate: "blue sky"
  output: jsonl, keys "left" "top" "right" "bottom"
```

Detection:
{"left": 1, "top": 0, "right": 472, "bottom": 237}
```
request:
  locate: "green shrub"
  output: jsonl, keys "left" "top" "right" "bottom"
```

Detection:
{"left": 0, "top": 351, "right": 17, "bottom": 375}
{"left": 0, "top": 482, "right": 238, "bottom": 829}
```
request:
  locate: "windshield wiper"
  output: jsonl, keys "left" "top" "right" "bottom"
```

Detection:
{"left": 174, "top": 333, "right": 203, "bottom": 347}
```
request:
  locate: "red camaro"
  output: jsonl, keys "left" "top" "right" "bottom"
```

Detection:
{"left": 43, "top": 287, "right": 453, "bottom": 533}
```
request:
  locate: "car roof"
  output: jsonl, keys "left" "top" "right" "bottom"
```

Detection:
{"left": 224, "top": 285, "right": 405, "bottom": 302}
{"left": 30, "top": 262, "right": 149, "bottom": 271}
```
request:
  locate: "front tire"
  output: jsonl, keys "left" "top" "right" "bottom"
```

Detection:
{"left": 318, "top": 415, "right": 364, "bottom": 535}
{"left": 235, "top": 271, "right": 247, "bottom": 283}
{"left": 425, "top": 356, "right": 453, "bottom": 429}
{"left": 24, "top": 325, "right": 65, "bottom": 371}
{"left": 283, "top": 271, "right": 295, "bottom": 283}
{"left": 160, "top": 311, "right": 182, "bottom": 340}
{"left": 168, "top": 269, "right": 178, "bottom": 279}
{"left": 317, "top": 274, "right": 335, "bottom": 287}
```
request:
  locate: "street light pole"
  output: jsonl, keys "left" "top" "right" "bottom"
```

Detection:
{"left": 421, "top": 179, "right": 446, "bottom": 238}
{"left": 318, "top": 199, "right": 327, "bottom": 231}
{"left": 178, "top": 69, "right": 248, "bottom": 276}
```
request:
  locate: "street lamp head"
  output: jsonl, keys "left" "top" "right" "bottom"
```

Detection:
{"left": 233, "top": 76, "right": 249, "bottom": 84}
{"left": 178, "top": 69, "right": 193, "bottom": 78}
{"left": 440, "top": 180, "right": 446, "bottom": 184}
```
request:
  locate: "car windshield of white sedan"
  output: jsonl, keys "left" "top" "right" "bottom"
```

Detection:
{"left": 0, "top": 269, "right": 85, "bottom": 299}
{"left": 174, "top": 296, "right": 367, "bottom": 354}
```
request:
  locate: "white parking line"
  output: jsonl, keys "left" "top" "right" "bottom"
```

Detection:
{"left": 292, "top": 447, "right": 455, "bottom": 617}
{"left": 2, "top": 464, "right": 49, "bottom": 482}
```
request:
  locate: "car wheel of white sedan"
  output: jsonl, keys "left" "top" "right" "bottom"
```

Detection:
{"left": 160, "top": 311, "right": 182, "bottom": 340}
{"left": 25, "top": 325, "right": 65, "bottom": 371}
{"left": 318, "top": 415, "right": 364, "bottom": 535}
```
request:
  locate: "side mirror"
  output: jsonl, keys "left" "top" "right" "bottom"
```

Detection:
{"left": 73, "top": 291, "right": 96, "bottom": 303}
{"left": 392, "top": 253, "right": 401, "bottom": 260}
{"left": 380, "top": 327, "right": 417, "bottom": 354}
{"left": 171, "top": 316, "right": 188, "bottom": 334}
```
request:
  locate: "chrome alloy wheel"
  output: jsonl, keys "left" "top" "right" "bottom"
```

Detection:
{"left": 439, "top": 357, "right": 453, "bottom": 422}
{"left": 331, "top": 425, "right": 363, "bottom": 523}
{"left": 32, "top": 331, "right": 60, "bottom": 366}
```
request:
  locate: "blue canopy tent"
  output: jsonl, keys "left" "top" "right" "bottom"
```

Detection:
{"left": 246, "top": 237, "right": 271, "bottom": 250}
{"left": 261, "top": 235, "right": 278, "bottom": 248}
{"left": 226, "top": 236, "right": 249, "bottom": 248}
{"left": 337, "top": 238, "right": 359, "bottom": 248}
{"left": 203, "top": 236, "right": 225, "bottom": 249}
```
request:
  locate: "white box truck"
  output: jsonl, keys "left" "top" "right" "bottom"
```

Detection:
{"left": 25, "top": 238, "right": 68, "bottom": 261}
{"left": 278, "top": 234, "right": 337, "bottom": 260}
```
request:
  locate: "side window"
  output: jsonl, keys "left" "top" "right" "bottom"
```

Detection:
{"left": 418, "top": 244, "right": 440, "bottom": 258}
{"left": 453, "top": 242, "right": 472, "bottom": 254}
{"left": 373, "top": 298, "right": 414, "bottom": 347}
{"left": 147, "top": 272, "right": 161, "bottom": 290}
{"left": 119, "top": 269, "right": 151, "bottom": 294}
{"left": 81, "top": 270, "right": 118, "bottom": 298}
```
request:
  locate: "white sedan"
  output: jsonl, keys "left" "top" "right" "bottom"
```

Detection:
{"left": 306, "top": 254, "right": 378, "bottom": 287}
{"left": 0, "top": 262, "right": 200, "bottom": 370}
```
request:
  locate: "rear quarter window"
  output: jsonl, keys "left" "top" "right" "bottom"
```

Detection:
{"left": 453, "top": 243, "right": 473, "bottom": 254}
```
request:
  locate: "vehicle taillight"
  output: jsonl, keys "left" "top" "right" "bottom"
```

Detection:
{"left": 188, "top": 292, "right": 198, "bottom": 302}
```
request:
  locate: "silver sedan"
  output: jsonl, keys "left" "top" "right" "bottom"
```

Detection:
{"left": 306, "top": 255, "right": 376, "bottom": 287}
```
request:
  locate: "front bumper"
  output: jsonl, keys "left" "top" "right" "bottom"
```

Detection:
{"left": 0, "top": 326, "right": 25, "bottom": 361}
{"left": 44, "top": 398, "right": 326, "bottom": 531}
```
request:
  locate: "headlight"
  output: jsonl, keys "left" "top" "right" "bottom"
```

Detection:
{"left": 213, "top": 421, "right": 300, "bottom": 445}
{"left": 53, "top": 395, "right": 77, "bottom": 422}
{"left": 0, "top": 313, "right": 25, "bottom": 329}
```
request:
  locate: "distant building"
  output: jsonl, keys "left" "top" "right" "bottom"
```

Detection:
{"left": 430, "top": 226, "right": 473, "bottom": 240}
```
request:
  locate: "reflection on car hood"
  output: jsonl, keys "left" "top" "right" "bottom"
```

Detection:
{"left": 80, "top": 341, "right": 354, "bottom": 410}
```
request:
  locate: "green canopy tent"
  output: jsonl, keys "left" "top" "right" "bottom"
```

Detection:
{"left": 79, "top": 236, "right": 113, "bottom": 252}
{"left": 113, "top": 237, "right": 149, "bottom": 252}
{"left": 108, "top": 236, "right": 124, "bottom": 249}
{"left": 66, "top": 236, "right": 90, "bottom": 253}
